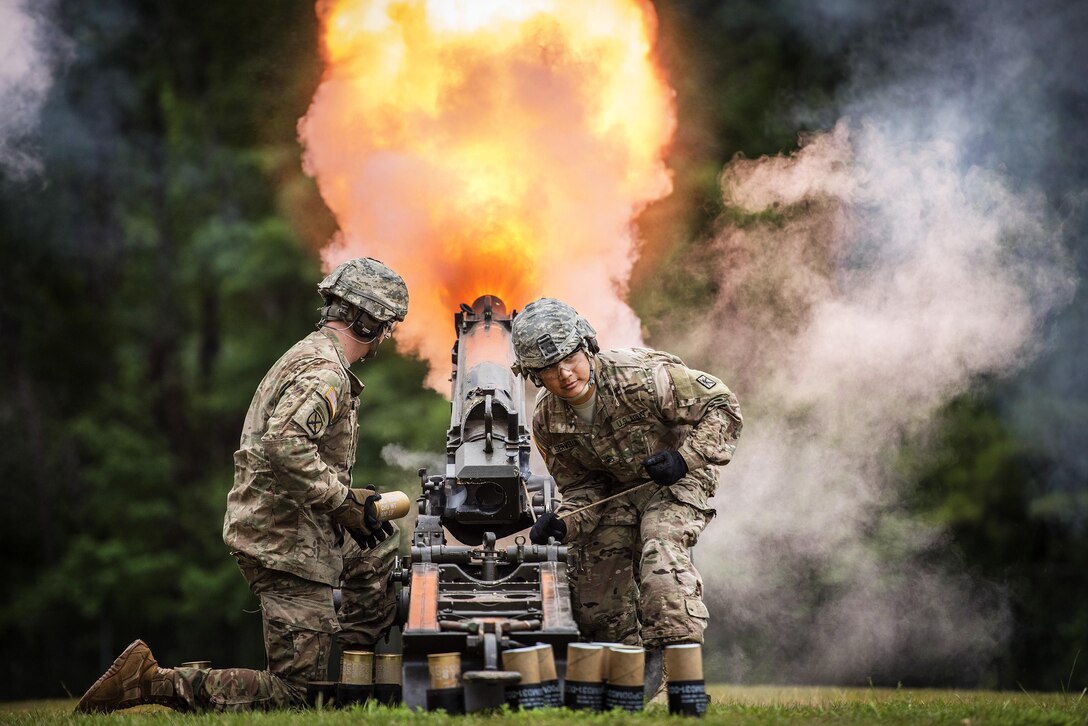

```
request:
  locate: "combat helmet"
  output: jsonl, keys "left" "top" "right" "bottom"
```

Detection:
{"left": 318, "top": 257, "right": 408, "bottom": 340}
{"left": 510, "top": 298, "right": 599, "bottom": 383}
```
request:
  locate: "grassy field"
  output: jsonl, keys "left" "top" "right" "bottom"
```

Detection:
{"left": 3, "top": 686, "right": 1085, "bottom": 725}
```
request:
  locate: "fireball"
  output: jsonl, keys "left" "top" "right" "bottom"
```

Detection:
{"left": 300, "top": 0, "right": 676, "bottom": 388}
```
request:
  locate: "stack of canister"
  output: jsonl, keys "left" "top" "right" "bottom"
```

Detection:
{"left": 338, "top": 650, "right": 373, "bottom": 707}
{"left": 561, "top": 642, "right": 647, "bottom": 712}
{"left": 563, "top": 643, "right": 605, "bottom": 710}
{"left": 603, "top": 646, "right": 645, "bottom": 712}
{"left": 534, "top": 644, "right": 562, "bottom": 707}
{"left": 665, "top": 643, "right": 708, "bottom": 717}
{"left": 425, "top": 652, "right": 465, "bottom": 714}
{"left": 501, "top": 646, "right": 546, "bottom": 709}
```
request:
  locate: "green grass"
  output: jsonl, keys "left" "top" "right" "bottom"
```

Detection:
{"left": 3, "top": 686, "right": 1086, "bottom": 725}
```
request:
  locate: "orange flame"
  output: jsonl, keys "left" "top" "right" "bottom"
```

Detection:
{"left": 300, "top": 0, "right": 676, "bottom": 388}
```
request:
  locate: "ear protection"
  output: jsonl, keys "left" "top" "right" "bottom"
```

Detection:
{"left": 348, "top": 307, "right": 390, "bottom": 342}
{"left": 320, "top": 298, "right": 393, "bottom": 344}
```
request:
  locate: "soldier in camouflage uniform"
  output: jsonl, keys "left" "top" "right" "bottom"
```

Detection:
{"left": 511, "top": 298, "right": 742, "bottom": 655}
{"left": 75, "top": 258, "right": 410, "bottom": 713}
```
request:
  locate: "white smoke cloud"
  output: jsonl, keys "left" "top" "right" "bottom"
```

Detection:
{"left": 380, "top": 443, "right": 444, "bottom": 475}
{"left": 663, "top": 0, "right": 1079, "bottom": 684}
{"left": 0, "top": 1, "right": 62, "bottom": 179}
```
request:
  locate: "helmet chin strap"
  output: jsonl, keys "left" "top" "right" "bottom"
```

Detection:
{"left": 565, "top": 380, "right": 595, "bottom": 403}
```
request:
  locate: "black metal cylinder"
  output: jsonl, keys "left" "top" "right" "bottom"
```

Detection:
{"left": 336, "top": 683, "right": 371, "bottom": 707}
{"left": 464, "top": 681, "right": 507, "bottom": 713}
{"left": 305, "top": 681, "right": 338, "bottom": 709}
{"left": 426, "top": 687, "right": 465, "bottom": 714}
{"left": 373, "top": 683, "right": 402, "bottom": 707}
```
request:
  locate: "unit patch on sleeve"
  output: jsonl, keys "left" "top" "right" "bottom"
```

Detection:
{"left": 306, "top": 407, "right": 326, "bottom": 436}
{"left": 292, "top": 395, "right": 330, "bottom": 439}
{"left": 696, "top": 374, "right": 716, "bottom": 390}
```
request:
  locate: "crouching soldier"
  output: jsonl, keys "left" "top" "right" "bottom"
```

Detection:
{"left": 511, "top": 298, "right": 742, "bottom": 689}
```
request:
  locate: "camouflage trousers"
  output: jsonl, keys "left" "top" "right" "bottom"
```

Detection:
{"left": 568, "top": 487, "right": 712, "bottom": 649}
{"left": 170, "top": 532, "right": 399, "bottom": 711}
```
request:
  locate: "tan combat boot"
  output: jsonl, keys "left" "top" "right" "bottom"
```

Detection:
{"left": 74, "top": 639, "right": 188, "bottom": 713}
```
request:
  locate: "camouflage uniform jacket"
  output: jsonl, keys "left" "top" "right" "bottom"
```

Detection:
{"left": 533, "top": 348, "right": 742, "bottom": 541}
{"left": 223, "top": 328, "right": 362, "bottom": 586}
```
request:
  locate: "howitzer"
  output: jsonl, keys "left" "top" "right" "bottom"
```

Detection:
{"left": 393, "top": 295, "right": 579, "bottom": 709}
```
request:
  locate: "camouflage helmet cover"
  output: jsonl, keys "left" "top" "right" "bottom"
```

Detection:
{"left": 317, "top": 257, "right": 409, "bottom": 323}
{"left": 511, "top": 297, "right": 598, "bottom": 374}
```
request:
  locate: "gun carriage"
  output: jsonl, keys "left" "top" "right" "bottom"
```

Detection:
{"left": 393, "top": 295, "right": 579, "bottom": 708}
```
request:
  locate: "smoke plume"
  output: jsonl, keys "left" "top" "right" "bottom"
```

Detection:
{"left": 380, "top": 443, "right": 443, "bottom": 475}
{"left": 0, "top": 1, "right": 64, "bottom": 179}
{"left": 665, "top": 0, "right": 1080, "bottom": 684}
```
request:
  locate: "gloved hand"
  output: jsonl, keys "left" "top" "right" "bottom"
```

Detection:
{"left": 331, "top": 488, "right": 382, "bottom": 535}
{"left": 349, "top": 520, "right": 397, "bottom": 552}
{"left": 529, "top": 512, "right": 568, "bottom": 545}
{"left": 642, "top": 450, "right": 688, "bottom": 486}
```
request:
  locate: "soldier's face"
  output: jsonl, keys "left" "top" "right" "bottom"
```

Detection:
{"left": 538, "top": 349, "right": 592, "bottom": 399}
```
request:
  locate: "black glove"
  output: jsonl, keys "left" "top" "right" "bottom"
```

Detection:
{"left": 348, "top": 520, "right": 396, "bottom": 551}
{"left": 331, "top": 488, "right": 382, "bottom": 534}
{"left": 361, "top": 491, "right": 382, "bottom": 530}
{"left": 642, "top": 450, "right": 688, "bottom": 486}
{"left": 530, "top": 512, "right": 567, "bottom": 545}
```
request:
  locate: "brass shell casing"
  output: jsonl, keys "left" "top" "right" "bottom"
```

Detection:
{"left": 373, "top": 491, "right": 412, "bottom": 521}
{"left": 340, "top": 650, "right": 374, "bottom": 685}
{"left": 374, "top": 654, "right": 403, "bottom": 685}
{"left": 428, "top": 652, "right": 462, "bottom": 689}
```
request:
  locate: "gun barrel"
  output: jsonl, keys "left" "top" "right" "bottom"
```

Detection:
{"left": 440, "top": 295, "right": 534, "bottom": 545}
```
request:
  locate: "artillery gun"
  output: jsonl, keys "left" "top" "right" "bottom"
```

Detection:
{"left": 393, "top": 295, "right": 579, "bottom": 708}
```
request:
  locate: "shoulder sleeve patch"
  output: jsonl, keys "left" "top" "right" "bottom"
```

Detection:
{"left": 666, "top": 365, "right": 728, "bottom": 403}
{"left": 284, "top": 367, "right": 345, "bottom": 439}
{"left": 666, "top": 365, "right": 697, "bottom": 401}
{"left": 292, "top": 399, "right": 329, "bottom": 439}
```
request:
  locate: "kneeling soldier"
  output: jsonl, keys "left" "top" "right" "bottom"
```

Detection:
{"left": 76, "top": 258, "right": 409, "bottom": 712}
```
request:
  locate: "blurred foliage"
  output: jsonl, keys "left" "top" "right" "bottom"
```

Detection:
{"left": 0, "top": 0, "right": 1084, "bottom": 702}
{"left": 905, "top": 392, "right": 1088, "bottom": 690}
{"left": 0, "top": 0, "right": 446, "bottom": 700}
